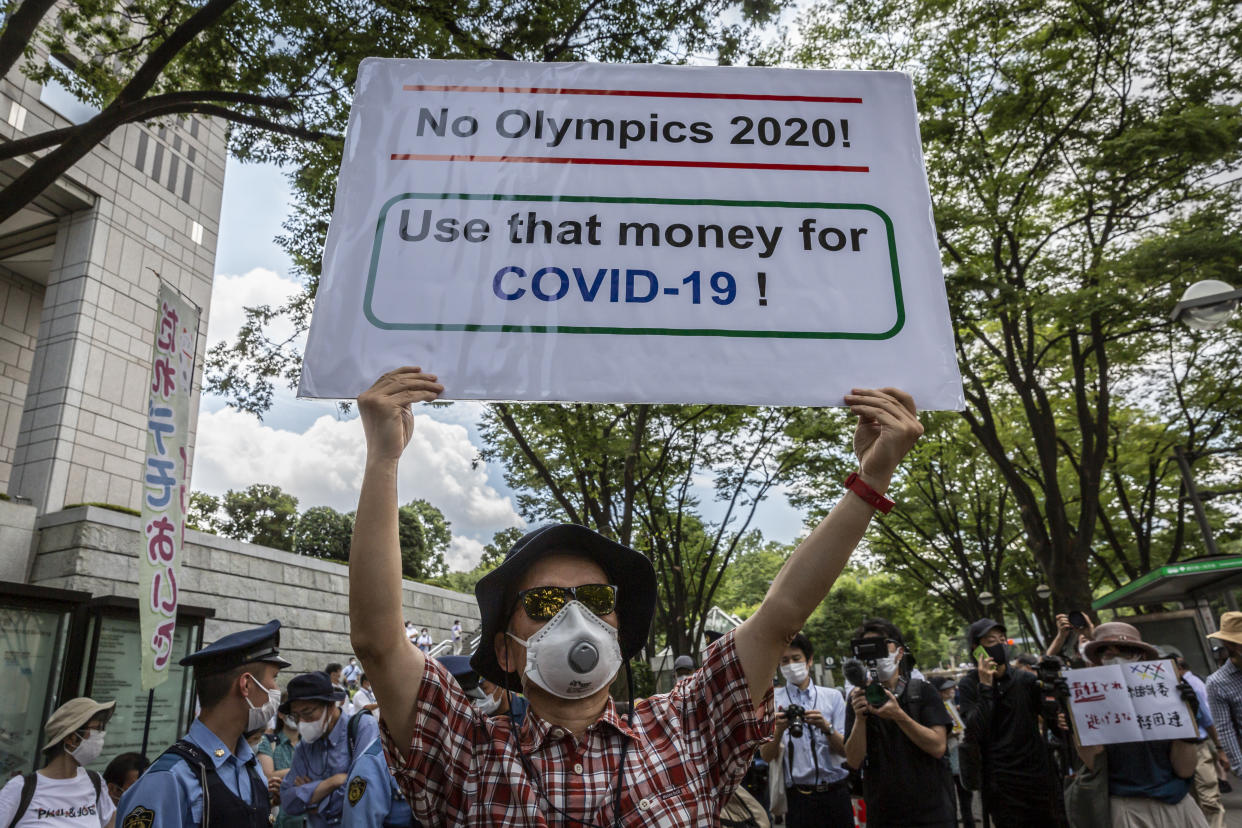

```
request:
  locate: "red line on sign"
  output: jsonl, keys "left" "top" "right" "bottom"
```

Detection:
{"left": 388, "top": 153, "right": 869, "bottom": 173}
{"left": 402, "top": 85, "right": 864, "bottom": 104}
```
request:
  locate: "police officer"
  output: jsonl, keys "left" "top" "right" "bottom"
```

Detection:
{"left": 438, "top": 655, "right": 528, "bottom": 724}
{"left": 341, "top": 738, "right": 418, "bottom": 828}
{"left": 119, "top": 620, "right": 290, "bottom": 828}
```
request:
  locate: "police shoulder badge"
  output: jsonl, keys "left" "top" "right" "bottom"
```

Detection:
{"left": 122, "top": 807, "right": 155, "bottom": 828}
{"left": 347, "top": 776, "right": 367, "bottom": 806}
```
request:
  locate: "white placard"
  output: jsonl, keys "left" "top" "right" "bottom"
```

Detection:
{"left": 1065, "top": 660, "right": 1199, "bottom": 746}
{"left": 300, "top": 59, "right": 963, "bottom": 408}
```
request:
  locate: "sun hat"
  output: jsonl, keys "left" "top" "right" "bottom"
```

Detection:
{"left": 278, "top": 671, "right": 347, "bottom": 714}
{"left": 1083, "top": 621, "right": 1158, "bottom": 663}
{"left": 471, "top": 523, "right": 657, "bottom": 687}
{"left": 1208, "top": 612, "right": 1242, "bottom": 647}
{"left": 43, "top": 697, "right": 116, "bottom": 751}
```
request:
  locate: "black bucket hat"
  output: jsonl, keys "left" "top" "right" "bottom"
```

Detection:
{"left": 278, "top": 671, "right": 346, "bottom": 714}
{"left": 470, "top": 524, "right": 657, "bottom": 687}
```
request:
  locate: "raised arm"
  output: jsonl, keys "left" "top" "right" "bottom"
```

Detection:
{"left": 733, "top": 388, "right": 922, "bottom": 704}
{"left": 349, "top": 368, "right": 445, "bottom": 759}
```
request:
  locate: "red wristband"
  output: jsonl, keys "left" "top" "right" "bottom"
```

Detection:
{"left": 844, "top": 472, "right": 895, "bottom": 514}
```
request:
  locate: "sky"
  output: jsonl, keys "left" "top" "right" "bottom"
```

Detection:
{"left": 193, "top": 159, "right": 809, "bottom": 571}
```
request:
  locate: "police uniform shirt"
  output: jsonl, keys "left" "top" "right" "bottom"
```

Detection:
{"left": 341, "top": 739, "right": 414, "bottom": 828}
{"left": 118, "top": 718, "right": 267, "bottom": 828}
{"left": 281, "top": 709, "right": 380, "bottom": 828}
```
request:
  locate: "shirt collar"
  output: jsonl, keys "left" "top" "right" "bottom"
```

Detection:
{"left": 520, "top": 697, "right": 635, "bottom": 751}
{"left": 326, "top": 709, "right": 348, "bottom": 747}
{"left": 189, "top": 719, "right": 254, "bottom": 769}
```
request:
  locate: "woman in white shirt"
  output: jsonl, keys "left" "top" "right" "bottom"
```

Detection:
{"left": 0, "top": 696, "right": 118, "bottom": 827}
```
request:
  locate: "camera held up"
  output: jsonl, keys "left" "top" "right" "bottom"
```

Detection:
{"left": 784, "top": 703, "right": 807, "bottom": 738}
{"left": 848, "top": 637, "right": 891, "bottom": 707}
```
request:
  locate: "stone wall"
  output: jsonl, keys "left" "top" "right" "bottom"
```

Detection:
{"left": 2, "top": 29, "right": 228, "bottom": 513}
{"left": 0, "top": 498, "right": 37, "bottom": 582}
{"left": 0, "top": 271, "right": 43, "bottom": 491}
{"left": 28, "top": 505, "right": 480, "bottom": 675}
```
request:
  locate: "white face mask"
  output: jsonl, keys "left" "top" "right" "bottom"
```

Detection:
{"left": 68, "top": 730, "right": 106, "bottom": 767}
{"left": 297, "top": 708, "right": 329, "bottom": 743}
{"left": 1102, "top": 655, "right": 1138, "bottom": 666}
{"left": 474, "top": 690, "right": 503, "bottom": 716}
{"left": 876, "top": 653, "right": 899, "bottom": 681}
{"left": 244, "top": 675, "right": 281, "bottom": 733}
{"left": 781, "top": 661, "right": 809, "bottom": 686}
{"left": 508, "top": 600, "right": 622, "bottom": 700}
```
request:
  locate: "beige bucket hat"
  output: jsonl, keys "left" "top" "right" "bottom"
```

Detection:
{"left": 42, "top": 697, "right": 115, "bottom": 751}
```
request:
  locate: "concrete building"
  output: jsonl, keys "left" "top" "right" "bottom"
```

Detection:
{"left": 0, "top": 24, "right": 478, "bottom": 777}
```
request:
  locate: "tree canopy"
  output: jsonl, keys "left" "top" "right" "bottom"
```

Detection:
{"left": 790, "top": 0, "right": 1242, "bottom": 614}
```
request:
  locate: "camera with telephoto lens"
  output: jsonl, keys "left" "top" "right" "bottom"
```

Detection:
{"left": 1035, "top": 654, "right": 1074, "bottom": 777}
{"left": 1036, "top": 655, "right": 1065, "bottom": 717}
{"left": 785, "top": 703, "right": 807, "bottom": 738}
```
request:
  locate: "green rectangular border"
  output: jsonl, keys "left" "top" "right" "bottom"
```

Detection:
{"left": 362, "top": 193, "right": 905, "bottom": 339}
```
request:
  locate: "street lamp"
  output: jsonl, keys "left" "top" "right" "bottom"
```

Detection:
{"left": 1035, "top": 584, "right": 1051, "bottom": 600}
{"left": 1170, "top": 280, "right": 1242, "bottom": 330}
{"left": 979, "top": 591, "right": 995, "bottom": 607}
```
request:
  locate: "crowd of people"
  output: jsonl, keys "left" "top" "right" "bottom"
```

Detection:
{"left": 6, "top": 371, "right": 1242, "bottom": 828}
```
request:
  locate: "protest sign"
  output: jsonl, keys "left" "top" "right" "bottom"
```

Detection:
{"left": 138, "top": 285, "right": 199, "bottom": 691}
{"left": 1065, "top": 659, "right": 1199, "bottom": 746}
{"left": 300, "top": 60, "right": 963, "bottom": 408}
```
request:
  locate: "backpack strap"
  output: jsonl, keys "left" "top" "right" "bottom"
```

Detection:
{"left": 87, "top": 770, "right": 101, "bottom": 809}
{"left": 347, "top": 709, "right": 372, "bottom": 763}
{"left": 7, "top": 773, "right": 37, "bottom": 828}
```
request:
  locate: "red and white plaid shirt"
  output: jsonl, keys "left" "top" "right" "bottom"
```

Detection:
{"left": 380, "top": 629, "right": 773, "bottom": 826}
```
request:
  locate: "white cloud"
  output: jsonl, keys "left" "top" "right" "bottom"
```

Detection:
{"left": 190, "top": 407, "right": 523, "bottom": 569}
{"left": 206, "top": 268, "right": 303, "bottom": 349}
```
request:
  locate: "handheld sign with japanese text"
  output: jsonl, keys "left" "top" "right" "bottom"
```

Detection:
{"left": 1065, "top": 660, "right": 1199, "bottom": 746}
{"left": 300, "top": 60, "right": 963, "bottom": 407}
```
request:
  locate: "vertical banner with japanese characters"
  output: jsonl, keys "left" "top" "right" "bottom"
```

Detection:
{"left": 138, "top": 285, "right": 199, "bottom": 691}
{"left": 1065, "top": 659, "right": 1199, "bottom": 746}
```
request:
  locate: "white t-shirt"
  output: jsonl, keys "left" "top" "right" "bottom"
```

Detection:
{"left": 0, "top": 768, "right": 116, "bottom": 827}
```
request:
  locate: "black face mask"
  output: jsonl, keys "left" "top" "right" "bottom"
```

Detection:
{"left": 985, "top": 643, "right": 1008, "bottom": 668}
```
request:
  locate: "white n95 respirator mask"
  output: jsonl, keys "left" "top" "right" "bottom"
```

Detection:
{"left": 509, "top": 600, "right": 623, "bottom": 700}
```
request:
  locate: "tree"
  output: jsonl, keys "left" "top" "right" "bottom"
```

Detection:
{"left": 431, "top": 525, "right": 524, "bottom": 594}
{"left": 293, "top": 505, "right": 354, "bottom": 560}
{"left": 793, "top": 0, "right": 1242, "bottom": 612}
{"left": 711, "top": 532, "right": 789, "bottom": 613}
{"left": 186, "top": 490, "right": 222, "bottom": 533}
{"left": 0, "top": 0, "right": 342, "bottom": 225}
{"left": 218, "top": 483, "right": 299, "bottom": 550}
{"left": 397, "top": 498, "right": 451, "bottom": 580}
{"left": 478, "top": 402, "right": 815, "bottom": 657}
{"left": 801, "top": 566, "right": 959, "bottom": 672}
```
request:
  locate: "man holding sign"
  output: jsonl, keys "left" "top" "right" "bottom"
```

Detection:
{"left": 347, "top": 368, "right": 923, "bottom": 826}
{"left": 1071, "top": 622, "right": 1207, "bottom": 828}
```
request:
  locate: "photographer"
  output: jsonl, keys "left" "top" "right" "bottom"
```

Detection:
{"left": 957, "top": 618, "right": 1066, "bottom": 828}
{"left": 1046, "top": 612, "right": 1094, "bottom": 668}
{"left": 843, "top": 618, "right": 955, "bottom": 828}
{"left": 758, "top": 633, "right": 850, "bottom": 827}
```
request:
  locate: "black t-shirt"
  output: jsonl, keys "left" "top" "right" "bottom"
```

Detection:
{"left": 957, "top": 668, "right": 1054, "bottom": 783}
{"left": 844, "top": 678, "right": 955, "bottom": 827}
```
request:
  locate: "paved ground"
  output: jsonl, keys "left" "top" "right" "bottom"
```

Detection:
{"left": 1222, "top": 781, "right": 1242, "bottom": 827}
{"left": 957, "top": 778, "right": 1242, "bottom": 826}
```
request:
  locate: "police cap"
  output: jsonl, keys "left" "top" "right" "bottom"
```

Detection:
{"left": 180, "top": 619, "right": 291, "bottom": 677}
{"left": 437, "top": 654, "right": 484, "bottom": 698}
